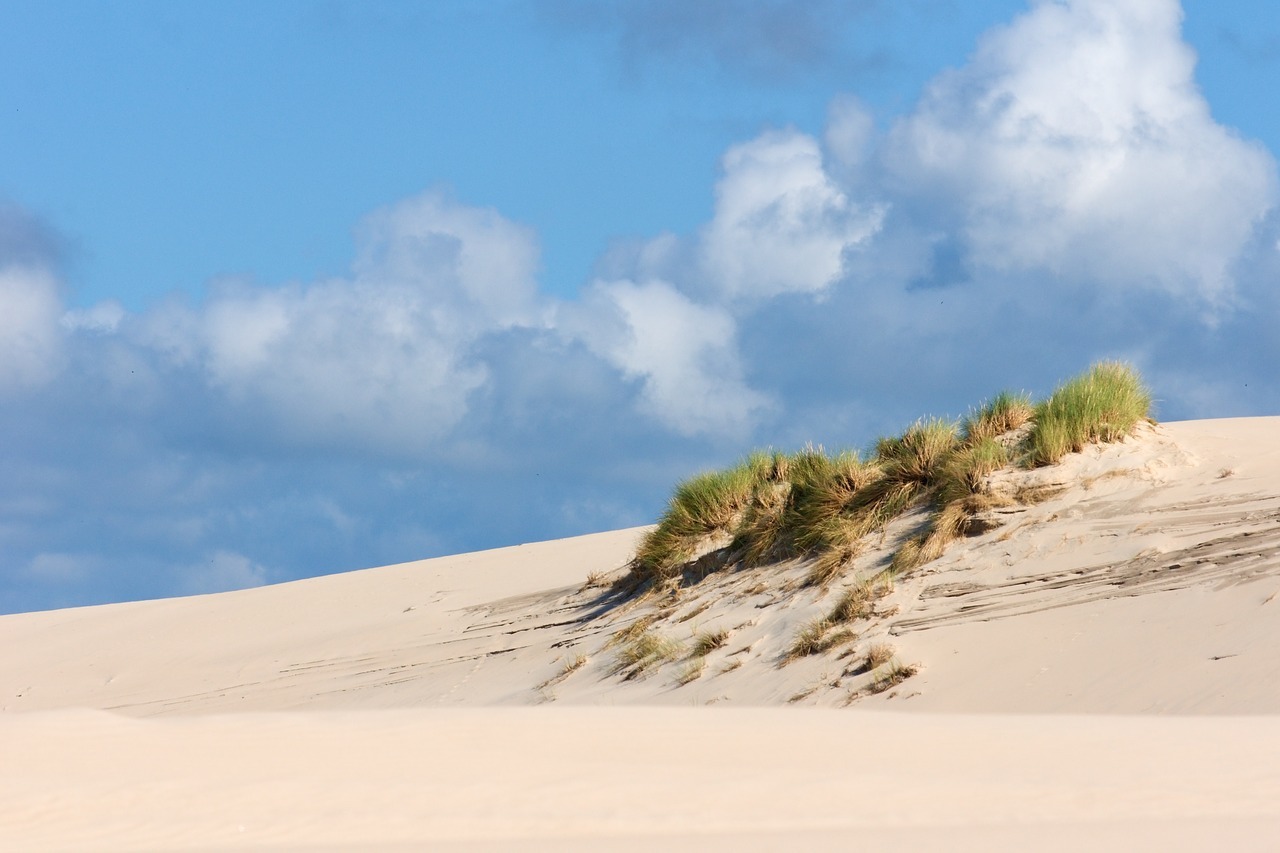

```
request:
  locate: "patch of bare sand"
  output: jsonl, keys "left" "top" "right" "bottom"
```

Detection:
{"left": 3, "top": 708, "right": 1280, "bottom": 851}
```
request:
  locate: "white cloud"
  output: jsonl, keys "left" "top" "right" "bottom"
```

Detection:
{"left": 0, "top": 265, "right": 63, "bottom": 391}
{"left": 824, "top": 94, "right": 877, "bottom": 183}
{"left": 352, "top": 191, "right": 542, "bottom": 329}
{"left": 565, "top": 279, "right": 771, "bottom": 438}
{"left": 61, "top": 300, "right": 126, "bottom": 334}
{"left": 882, "top": 0, "right": 1276, "bottom": 307}
{"left": 701, "top": 129, "right": 884, "bottom": 301}
{"left": 141, "top": 191, "right": 546, "bottom": 453}
{"left": 180, "top": 550, "right": 268, "bottom": 596}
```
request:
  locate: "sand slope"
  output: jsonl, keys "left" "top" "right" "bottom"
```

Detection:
{"left": 3, "top": 417, "right": 1280, "bottom": 849}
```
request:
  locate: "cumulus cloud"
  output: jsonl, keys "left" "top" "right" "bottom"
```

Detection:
{"left": 0, "top": 265, "right": 64, "bottom": 391}
{"left": 881, "top": 0, "right": 1276, "bottom": 308}
{"left": 565, "top": 279, "right": 771, "bottom": 437}
{"left": 700, "top": 129, "right": 884, "bottom": 301}
{"left": 134, "top": 191, "right": 547, "bottom": 453}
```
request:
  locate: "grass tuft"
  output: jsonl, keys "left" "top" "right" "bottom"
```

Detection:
{"left": 785, "top": 619, "right": 858, "bottom": 662}
{"left": 962, "top": 391, "right": 1034, "bottom": 444}
{"left": 866, "top": 660, "right": 919, "bottom": 695}
{"left": 864, "top": 643, "right": 896, "bottom": 671}
{"left": 786, "top": 618, "right": 831, "bottom": 661}
{"left": 827, "top": 574, "right": 892, "bottom": 624}
{"left": 690, "top": 627, "right": 730, "bottom": 657}
{"left": 614, "top": 630, "right": 684, "bottom": 678}
{"left": 632, "top": 463, "right": 762, "bottom": 583}
{"left": 676, "top": 656, "right": 706, "bottom": 685}
{"left": 1024, "top": 362, "right": 1153, "bottom": 467}
{"left": 874, "top": 418, "right": 960, "bottom": 487}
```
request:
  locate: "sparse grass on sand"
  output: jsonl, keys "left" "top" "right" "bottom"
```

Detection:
{"left": 866, "top": 660, "right": 919, "bottom": 695}
{"left": 614, "top": 630, "right": 684, "bottom": 679}
{"left": 691, "top": 628, "right": 730, "bottom": 657}
{"left": 538, "top": 654, "right": 588, "bottom": 691}
{"left": 864, "top": 643, "right": 896, "bottom": 671}
{"left": 624, "top": 362, "right": 1153, "bottom": 594}
{"left": 826, "top": 574, "right": 893, "bottom": 624}
{"left": 676, "top": 657, "right": 706, "bottom": 685}
{"left": 785, "top": 618, "right": 857, "bottom": 663}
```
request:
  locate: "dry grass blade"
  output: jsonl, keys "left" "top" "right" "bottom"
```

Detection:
{"left": 691, "top": 627, "right": 730, "bottom": 657}
{"left": 676, "top": 657, "right": 706, "bottom": 685}
{"left": 867, "top": 660, "right": 919, "bottom": 695}
{"left": 614, "top": 630, "right": 684, "bottom": 679}
{"left": 538, "top": 654, "right": 588, "bottom": 690}
{"left": 785, "top": 618, "right": 857, "bottom": 663}
{"left": 865, "top": 643, "right": 896, "bottom": 670}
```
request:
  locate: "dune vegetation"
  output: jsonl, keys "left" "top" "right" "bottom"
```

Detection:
{"left": 627, "top": 362, "right": 1152, "bottom": 592}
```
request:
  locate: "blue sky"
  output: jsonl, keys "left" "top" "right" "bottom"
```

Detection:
{"left": 3, "top": 0, "right": 1280, "bottom": 613}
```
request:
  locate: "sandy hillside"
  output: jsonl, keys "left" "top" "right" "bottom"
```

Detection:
{"left": 3, "top": 417, "right": 1280, "bottom": 850}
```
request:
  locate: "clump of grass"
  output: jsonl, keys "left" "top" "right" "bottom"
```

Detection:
{"left": 874, "top": 418, "right": 960, "bottom": 486}
{"left": 632, "top": 463, "right": 762, "bottom": 584}
{"left": 608, "top": 614, "right": 658, "bottom": 649}
{"left": 866, "top": 660, "right": 919, "bottom": 695}
{"left": 786, "top": 618, "right": 832, "bottom": 661}
{"left": 785, "top": 618, "right": 857, "bottom": 663}
{"left": 676, "top": 656, "right": 706, "bottom": 685}
{"left": 892, "top": 436, "right": 1013, "bottom": 574}
{"left": 963, "top": 391, "right": 1034, "bottom": 443}
{"left": 790, "top": 452, "right": 879, "bottom": 543}
{"left": 936, "top": 438, "right": 1008, "bottom": 507}
{"left": 690, "top": 627, "right": 730, "bottom": 657}
{"left": 826, "top": 574, "right": 893, "bottom": 624}
{"left": 1024, "top": 361, "right": 1153, "bottom": 467}
{"left": 804, "top": 540, "right": 860, "bottom": 588}
{"left": 735, "top": 480, "right": 792, "bottom": 565}
{"left": 864, "top": 643, "right": 896, "bottom": 671}
{"left": 828, "top": 585, "right": 873, "bottom": 624}
{"left": 581, "top": 570, "right": 612, "bottom": 591}
{"left": 614, "top": 630, "right": 684, "bottom": 678}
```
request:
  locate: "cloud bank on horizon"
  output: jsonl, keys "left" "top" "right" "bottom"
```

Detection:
{"left": 3, "top": 0, "right": 1279, "bottom": 613}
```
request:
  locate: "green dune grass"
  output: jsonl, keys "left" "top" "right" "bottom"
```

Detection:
{"left": 627, "top": 362, "right": 1153, "bottom": 592}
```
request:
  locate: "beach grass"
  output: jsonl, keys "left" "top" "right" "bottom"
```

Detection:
{"left": 626, "top": 362, "right": 1153, "bottom": 592}
{"left": 1024, "top": 362, "right": 1152, "bottom": 467}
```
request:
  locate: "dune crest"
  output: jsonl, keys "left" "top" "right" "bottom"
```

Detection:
{"left": 3, "top": 417, "right": 1279, "bottom": 715}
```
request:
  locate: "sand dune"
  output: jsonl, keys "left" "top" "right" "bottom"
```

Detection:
{"left": 3, "top": 417, "right": 1280, "bottom": 849}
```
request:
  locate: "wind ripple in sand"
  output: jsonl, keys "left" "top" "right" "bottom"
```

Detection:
{"left": 892, "top": 491, "right": 1280, "bottom": 634}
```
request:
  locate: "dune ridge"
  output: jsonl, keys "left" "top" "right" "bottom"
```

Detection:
{"left": 3, "top": 416, "right": 1280, "bottom": 849}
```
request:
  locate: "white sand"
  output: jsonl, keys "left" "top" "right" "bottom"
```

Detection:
{"left": 3, "top": 417, "right": 1280, "bottom": 849}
